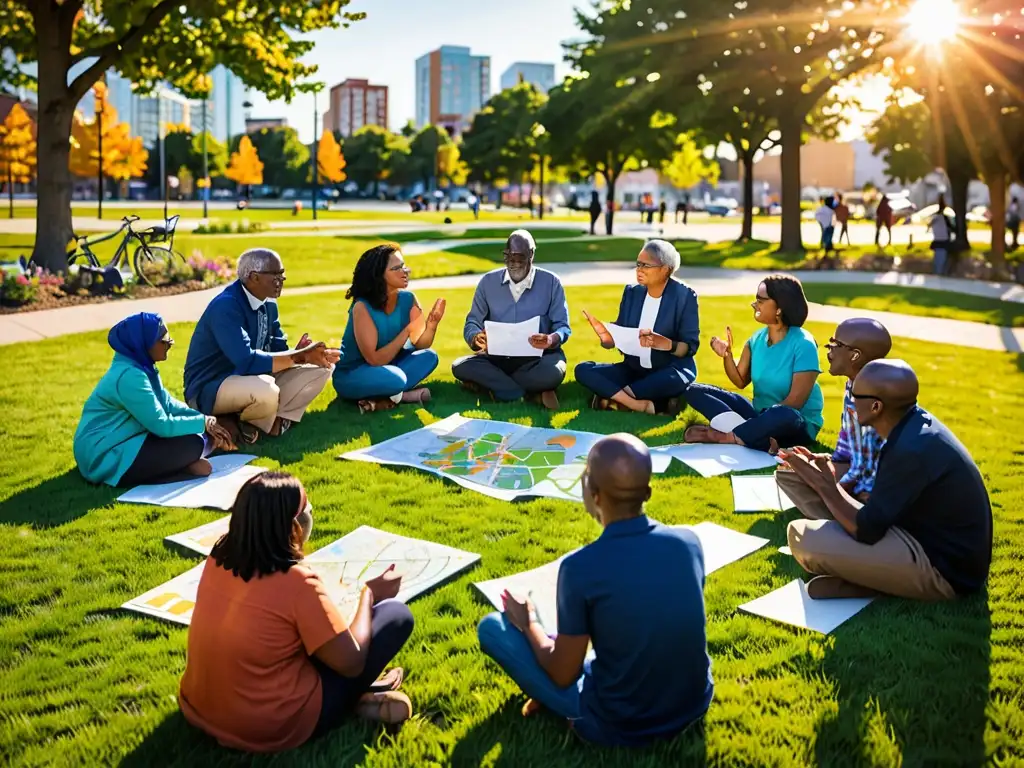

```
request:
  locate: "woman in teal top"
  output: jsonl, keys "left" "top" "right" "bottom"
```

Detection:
{"left": 683, "top": 275, "right": 824, "bottom": 452}
{"left": 333, "top": 243, "right": 446, "bottom": 414}
{"left": 74, "top": 312, "right": 236, "bottom": 486}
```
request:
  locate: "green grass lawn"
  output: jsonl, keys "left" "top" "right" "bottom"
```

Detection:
{"left": 2, "top": 287, "right": 1022, "bottom": 766}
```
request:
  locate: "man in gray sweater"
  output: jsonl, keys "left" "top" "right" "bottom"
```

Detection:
{"left": 452, "top": 230, "right": 571, "bottom": 409}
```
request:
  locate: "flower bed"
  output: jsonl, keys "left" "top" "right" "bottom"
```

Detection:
{"left": 0, "top": 250, "right": 234, "bottom": 314}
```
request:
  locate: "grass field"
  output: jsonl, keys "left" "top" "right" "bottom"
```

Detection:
{"left": 1, "top": 286, "right": 1022, "bottom": 766}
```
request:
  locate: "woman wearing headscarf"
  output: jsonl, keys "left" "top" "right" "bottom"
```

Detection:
{"left": 74, "top": 312, "right": 235, "bottom": 487}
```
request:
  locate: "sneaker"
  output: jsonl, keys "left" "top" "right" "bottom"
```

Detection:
{"left": 355, "top": 690, "right": 413, "bottom": 724}
{"left": 806, "top": 575, "right": 879, "bottom": 600}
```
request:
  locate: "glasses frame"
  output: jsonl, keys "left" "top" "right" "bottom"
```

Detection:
{"left": 635, "top": 261, "right": 663, "bottom": 270}
{"left": 825, "top": 337, "right": 857, "bottom": 352}
{"left": 388, "top": 264, "right": 412, "bottom": 273}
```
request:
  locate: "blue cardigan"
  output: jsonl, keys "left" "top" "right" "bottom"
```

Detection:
{"left": 463, "top": 267, "right": 572, "bottom": 350}
{"left": 614, "top": 279, "right": 701, "bottom": 380}
{"left": 74, "top": 354, "right": 207, "bottom": 485}
{"left": 183, "top": 281, "right": 289, "bottom": 413}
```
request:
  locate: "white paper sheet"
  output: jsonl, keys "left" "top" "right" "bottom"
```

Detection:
{"left": 474, "top": 522, "right": 768, "bottom": 634}
{"left": 125, "top": 525, "right": 481, "bottom": 626}
{"left": 649, "top": 443, "right": 780, "bottom": 477}
{"left": 605, "top": 322, "right": 652, "bottom": 368}
{"left": 710, "top": 411, "right": 748, "bottom": 433}
{"left": 116, "top": 454, "right": 266, "bottom": 510}
{"left": 165, "top": 515, "right": 230, "bottom": 556}
{"left": 484, "top": 316, "right": 542, "bottom": 357}
{"left": 341, "top": 414, "right": 670, "bottom": 502}
{"left": 739, "top": 579, "right": 876, "bottom": 634}
{"left": 731, "top": 475, "right": 794, "bottom": 512}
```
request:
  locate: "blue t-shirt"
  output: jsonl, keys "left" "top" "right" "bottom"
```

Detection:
{"left": 337, "top": 291, "right": 414, "bottom": 371}
{"left": 556, "top": 515, "right": 713, "bottom": 746}
{"left": 748, "top": 326, "right": 824, "bottom": 436}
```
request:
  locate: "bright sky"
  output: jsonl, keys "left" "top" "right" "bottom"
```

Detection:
{"left": 246, "top": 0, "right": 583, "bottom": 142}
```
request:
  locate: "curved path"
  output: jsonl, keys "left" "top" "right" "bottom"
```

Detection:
{"left": 2, "top": 260, "right": 1023, "bottom": 352}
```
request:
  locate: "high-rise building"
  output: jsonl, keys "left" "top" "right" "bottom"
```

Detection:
{"left": 210, "top": 65, "right": 246, "bottom": 143}
{"left": 324, "top": 79, "right": 388, "bottom": 137}
{"left": 415, "top": 45, "right": 490, "bottom": 136}
{"left": 499, "top": 62, "right": 556, "bottom": 93}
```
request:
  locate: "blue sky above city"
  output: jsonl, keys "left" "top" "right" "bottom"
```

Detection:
{"left": 246, "top": 0, "right": 583, "bottom": 142}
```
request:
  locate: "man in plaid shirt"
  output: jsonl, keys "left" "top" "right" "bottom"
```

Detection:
{"left": 777, "top": 318, "right": 891, "bottom": 515}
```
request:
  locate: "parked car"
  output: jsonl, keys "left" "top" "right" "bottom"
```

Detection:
{"left": 706, "top": 197, "right": 739, "bottom": 217}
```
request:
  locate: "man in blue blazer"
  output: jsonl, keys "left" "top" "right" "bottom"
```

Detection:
{"left": 576, "top": 240, "right": 699, "bottom": 414}
{"left": 183, "top": 249, "right": 338, "bottom": 443}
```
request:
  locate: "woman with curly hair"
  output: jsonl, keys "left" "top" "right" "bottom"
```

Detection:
{"left": 179, "top": 471, "right": 415, "bottom": 752}
{"left": 332, "top": 243, "right": 446, "bottom": 413}
{"left": 683, "top": 274, "right": 824, "bottom": 453}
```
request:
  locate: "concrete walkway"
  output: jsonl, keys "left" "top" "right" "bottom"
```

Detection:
{"left": 3, "top": 262, "right": 1023, "bottom": 352}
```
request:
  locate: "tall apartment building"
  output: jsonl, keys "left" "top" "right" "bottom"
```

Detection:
{"left": 499, "top": 62, "right": 556, "bottom": 93}
{"left": 323, "top": 79, "right": 388, "bottom": 137}
{"left": 414, "top": 45, "right": 490, "bottom": 136}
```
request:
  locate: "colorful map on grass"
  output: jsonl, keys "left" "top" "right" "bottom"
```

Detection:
{"left": 342, "top": 414, "right": 670, "bottom": 502}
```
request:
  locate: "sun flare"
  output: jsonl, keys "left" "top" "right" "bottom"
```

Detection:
{"left": 905, "top": 0, "right": 963, "bottom": 46}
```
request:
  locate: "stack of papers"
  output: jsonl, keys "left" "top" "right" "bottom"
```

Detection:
{"left": 484, "top": 317, "right": 542, "bottom": 357}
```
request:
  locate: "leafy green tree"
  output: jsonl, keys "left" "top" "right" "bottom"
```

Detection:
{"left": 462, "top": 83, "right": 547, "bottom": 190}
{"left": 408, "top": 124, "right": 453, "bottom": 189}
{"left": 344, "top": 124, "right": 392, "bottom": 193}
{"left": 866, "top": 98, "right": 935, "bottom": 187}
{"left": 1, "top": 0, "right": 364, "bottom": 272}
{"left": 193, "top": 131, "right": 229, "bottom": 181}
{"left": 236, "top": 127, "right": 310, "bottom": 190}
{"left": 384, "top": 133, "right": 415, "bottom": 188}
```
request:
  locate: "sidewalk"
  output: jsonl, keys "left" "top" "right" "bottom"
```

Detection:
{"left": 3, "top": 263, "right": 1022, "bottom": 352}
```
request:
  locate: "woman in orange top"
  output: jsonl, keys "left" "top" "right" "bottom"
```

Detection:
{"left": 179, "top": 472, "right": 415, "bottom": 752}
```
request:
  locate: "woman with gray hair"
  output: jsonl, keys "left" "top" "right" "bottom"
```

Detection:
{"left": 576, "top": 240, "right": 700, "bottom": 415}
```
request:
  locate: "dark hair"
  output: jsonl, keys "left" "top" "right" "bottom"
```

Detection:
{"left": 763, "top": 274, "right": 809, "bottom": 327}
{"left": 210, "top": 471, "right": 305, "bottom": 581}
{"left": 346, "top": 243, "right": 400, "bottom": 311}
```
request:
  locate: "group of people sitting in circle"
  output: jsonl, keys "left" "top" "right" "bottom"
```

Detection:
{"left": 70, "top": 228, "right": 993, "bottom": 751}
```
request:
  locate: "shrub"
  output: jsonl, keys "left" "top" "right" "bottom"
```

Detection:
{"left": 156, "top": 250, "right": 234, "bottom": 286}
{"left": 193, "top": 219, "right": 268, "bottom": 235}
{"left": 0, "top": 267, "right": 63, "bottom": 305}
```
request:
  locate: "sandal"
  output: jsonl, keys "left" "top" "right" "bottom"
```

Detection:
{"left": 355, "top": 690, "right": 413, "bottom": 724}
{"left": 237, "top": 421, "right": 260, "bottom": 445}
{"left": 400, "top": 388, "right": 431, "bottom": 405}
{"left": 368, "top": 667, "right": 404, "bottom": 693}
{"left": 358, "top": 398, "right": 398, "bottom": 415}
{"left": 684, "top": 425, "right": 712, "bottom": 443}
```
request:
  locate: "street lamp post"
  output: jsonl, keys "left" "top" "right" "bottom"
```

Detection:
{"left": 97, "top": 98, "right": 104, "bottom": 220}
{"left": 312, "top": 89, "right": 319, "bottom": 221}
{"left": 202, "top": 96, "right": 209, "bottom": 218}
{"left": 158, "top": 92, "right": 168, "bottom": 221}
{"left": 533, "top": 123, "right": 547, "bottom": 221}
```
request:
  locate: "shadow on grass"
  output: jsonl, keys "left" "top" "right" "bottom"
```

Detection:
{"left": 450, "top": 698, "right": 707, "bottom": 767}
{"left": 750, "top": 511, "right": 992, "bottom": 765}
{"left": 0, "top": 468, "right": 115, "bottom": 528}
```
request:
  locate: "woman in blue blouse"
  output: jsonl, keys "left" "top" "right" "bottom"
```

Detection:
{"left": 332, "top": 244, "right": 446, "bottom": 413}
{"left": 575, "top": 240, "right": 700, "bottom": 415}
{"left": 684, "top": 275, "right": 824, "bottom": 452}
{"left": 74, "top": 312, "right": 236, "bottom": 487}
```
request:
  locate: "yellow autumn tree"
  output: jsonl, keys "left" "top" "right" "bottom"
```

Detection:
{"left": 437, "top": 143, "right": 468, "bottom": 187}
{"left": 68, "top": 82, "right": 147, "bottom": 192}
{"left": 316, "top": 131, "right": 347, "bottom": 183}
{"left": 104, "top": 124, "right": 149, "bottom": 195}
{"left": 225, "top": 135, "right": 264, "bottom": 196}
{"left": 0, "top": 103, "right": 37, "bottom": 218}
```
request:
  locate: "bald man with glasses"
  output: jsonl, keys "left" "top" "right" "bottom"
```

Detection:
{"left": 452, "top": 230, "right": 571, "bottom": 409}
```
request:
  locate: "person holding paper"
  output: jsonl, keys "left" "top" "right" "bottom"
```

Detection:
{"left": 780, "top": 360, "right": 992, "bottom": 601}
{"left": 477, "top": 433, "right": 712, "bottom": 745}
{"left": 75, "top": 312, "right": 236, "bottom": 487}
{"left": 776, "top": 318, "right": 892, "bottom": 513}
{"left": 683, "top": 275, "right": 824, "bottom": 452}
{"left": 452, "top": 230, "right": 571, "bottom": 409}
{"left": 183, "top": 249, "right": 338, "bottom": 444}
{"left": 180, "top": 471, "right": 416, "bottom": 752}
{"left": 575, "top": 240, "right": 700, "bottom": 415}
{"left": 332, "top": 243, "right": 444, "bottom": 413}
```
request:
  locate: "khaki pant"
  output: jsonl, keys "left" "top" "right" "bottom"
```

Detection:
{"left": 776, "top": 463, "right": 850, "bottom": 520}
{"left": 212, "top": 365, "right": 331, "bottom": 433}
{"left": 787, "top": 519, "right": 957, "bottom": 601}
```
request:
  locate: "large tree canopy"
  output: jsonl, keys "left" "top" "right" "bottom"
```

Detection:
{"left": 1, "top": 0, "right": 364, "bottom": 272}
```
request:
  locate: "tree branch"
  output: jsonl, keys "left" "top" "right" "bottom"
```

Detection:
{"left": 67, "top": 0, "right": 180, "bottom": 104}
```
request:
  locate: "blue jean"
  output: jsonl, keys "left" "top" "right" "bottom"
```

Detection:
{"left": 332, "top": 348, "right": 438, "bottom": 400}
{"left": 477, "top": 612, "right": 585, "bottom": 721}
{"left": 933, "top": 247, "right": 948, "bottom": 275}
{"left": 821, "top": 225, "right": 835, "bottom": 251}
{"left": 684, "top": 382, "right": 813, "bottom": 452}
{"left": 575, "top": 360, "right": 693, "bottom": 403}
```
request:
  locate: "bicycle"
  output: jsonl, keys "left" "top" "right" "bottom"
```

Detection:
{"left": 66, "top": 215, "right": 185, "bottom": 286}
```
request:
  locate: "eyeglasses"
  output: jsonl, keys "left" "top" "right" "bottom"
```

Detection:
{"left": 635, "top": 261, "right": 661, "bottom": 270}
{"left": 159, "top": 337, "right": 175, "bottom": 347}
{"left": 503, "top": 251, "right": 531, "bottom": 263}
{"left": 256, "top": 270, "right": 286, "bottom": 282}
{"left": 825, "top": 337, "right": 856, "bottom": 351}
{"left": 753, "top": 293, "right": 771, "bottom": 304}
{"left": 850, "top": 391, "right": 883, "bottom": 402}
{"left": 388, "top": 264, "right": 412, "bottom": 273}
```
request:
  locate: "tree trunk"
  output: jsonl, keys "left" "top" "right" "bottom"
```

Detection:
{"left": 948, "top": 166, "right": 971, "bottom": 251}
{"left": 8, "top": 172, "right": 13, "bottom": 219}
{"left": 986, "top": 170, "right": 1008, "bottom": 278}
{"left": 30, "top": 4, "right": 78, "bottom": 273}
{"left": 605, "top": 174, "right": 616, "bottom": 236}
{"left": 739, "top": 150, "right": 755, "bottom": 242}
{"left": 778, "top": 113, "right": 804, "bottom": 254}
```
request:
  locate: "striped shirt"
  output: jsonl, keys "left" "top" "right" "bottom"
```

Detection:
{"left": 833, "top": 381, "right": 884, "bottom": 495}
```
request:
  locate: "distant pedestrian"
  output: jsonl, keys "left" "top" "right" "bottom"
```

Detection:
{"left": 835, "top": 193, "right": 851, "bottom": 246}
{"left": 875, "top": 195, "right": 893, "bottom": 247}
{"left": 815, "top": 197, "right": 836, "bottom": 257}
{"left": 674, "top": 199, "right": 685, "bottom": 224}
{"left": 683, "top": 193, "right": 691, "bottom": 225}
{"left": 658, "top": 199, "right": 667, "bottom": 224}
{"left": 1008, "top": 196, "right": 1020, "bottom": 251}
{"left": 588, "top": 191, "right": 602, "bottom": 236}
{"left": 467, "top": 193, "right": 480, "bottom": 220}
{"left": 929, "top": 194, "right": 954, "bottom": 276}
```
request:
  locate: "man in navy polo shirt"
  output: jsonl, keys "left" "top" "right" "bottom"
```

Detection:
{"left": 781, "top": 359, "right": 992, "bottom": 600}
{"left": 477, "top": 433, "right": 713, "bottom": 746}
